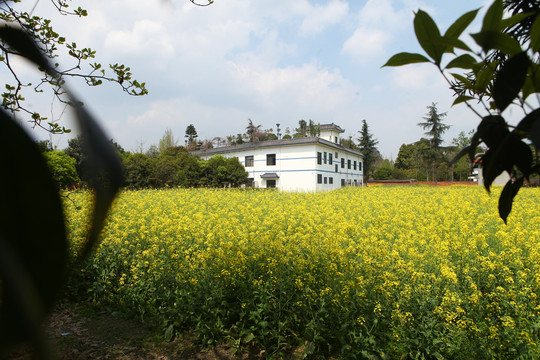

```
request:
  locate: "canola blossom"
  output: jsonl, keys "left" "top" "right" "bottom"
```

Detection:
{"left": 65, "top": 186, "right": 540, "bottom": 358}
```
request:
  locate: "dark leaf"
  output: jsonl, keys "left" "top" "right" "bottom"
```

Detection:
{"left": 498, "top": 177, "right": 524, "bottom": 224}
{"left": 493, "top": 52, "right": 530, "bottom": 112}
{"left": 477, "top": 115, "right": 509, "bottom": 148}
{"left": 444, "top": 9, "right": 480, "bottom": 39}
{"left": 414, "top": 10, "right": 445, "bottom": 65}
{"left": 0, "top": 27, "right": 53, "bottom": 73}
{"left": 482, "top": 0, "right": 503, "bottom": 32}
{"left": 511, "top": 138, "right": 533, "bottom": 177}
{"left": 445, "top": 54, "right": 477, "bottom": 69}
{"left": 515, "top": 108, "right": 540, "bottom": 141}
{"left": 382, "top": 52, "right": 430, "bottom": 67}
{"left": 500, "top": 12, "right": 536, "bottom": 31}
{"left": 471, "top": 31, "right": 523, "bottom": 55}
{"left": 0, "top": 108, "right": 66, "bottom": 346}
{"left": 531, "top": 16, "right": 540, "bottom": 52}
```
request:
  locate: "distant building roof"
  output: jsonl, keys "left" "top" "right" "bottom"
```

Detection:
{"left": 319, "top": 123, "right": 345, "bottom": 133}
{"left": 192, "top": 136, "right": 363, "bottom": 157}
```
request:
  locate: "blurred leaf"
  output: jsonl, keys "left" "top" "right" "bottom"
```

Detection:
{"left": 445, "top": 54, "right": 477, "bottom": 69}
{"left": 531, "top": 15, "right": 540, "bottom": 52}
{"left": 444, "top": 9, "right": 480, "bottom": 39}
{"left": 515, "top": 108, "right": 540, "bottom": 141}
{"left": 499, "top": 177, "right": 524, "bottom": 224}
{"left": 0, "top": 27, "right": 52, "bottom": 73}
{"left": 500, "top": 12, "right": 535, "bottom": 31}
{"left": 0, "top": 108, "right": 66, "bottom": 347}
{"left": 511, "top": 137, "right": 533, "bottom": 177}
{"left": 382, "top": 52, "right": 430, "bottom": 67}
{"left": 493, "top": 52, "right": 530, "bottom": 112}
{"left": 452, "top": 95, "right": 476, "bottom": 106}
{"left": 471, "top": 31, "right": 523, "bottom": 55}
{"left": 477, "top": 115, "right": 509, "bottom": 148}
{"left": 481, "top": 0, "right": 503, "bottom": 32}
{"left": 414, "top": 10, "right": 445, "bottom": 65}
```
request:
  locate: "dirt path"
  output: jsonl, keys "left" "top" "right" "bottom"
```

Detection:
{"left": 6, "top": 303, "right": 259, "bottom": 360}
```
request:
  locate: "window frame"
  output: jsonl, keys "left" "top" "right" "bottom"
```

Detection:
{"left": 267, "top": 153, "right": 276, "bottom": 166}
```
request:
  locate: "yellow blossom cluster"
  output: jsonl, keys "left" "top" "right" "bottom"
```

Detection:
{"left": 64, "top": 186, "right": 540, "bottom": 358}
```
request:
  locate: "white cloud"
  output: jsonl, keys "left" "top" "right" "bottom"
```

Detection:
{"left": 299, "top": 0, "right": 349, "bottom": 35}
{"left": 342, "top": 27, "right": 390, "bottom": 59}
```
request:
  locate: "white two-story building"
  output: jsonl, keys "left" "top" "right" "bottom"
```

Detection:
{"left": 193, "top": 124, "right": 364, "bottom": 192}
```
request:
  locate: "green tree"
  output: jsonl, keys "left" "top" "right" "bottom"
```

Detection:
{"left": 36, "top": 139, "right": 54, "bottom": 152}
{"left": 122, "top": 152, "right": 156, "bottom": 189}
{"left": 43, "top": 150, "right": 80, "bottom": 188}
{"left": 295, "top": 119, "right": 308, "bottom": 137}
{"left": 417, "top": 103, "right": 450, "bottom": 185}
{"left": 357, "top": 120, "right": 379, "bottom": 181}
{"left": 373, "top": 166, "right": 393, "bottom": 180}
{"left": 384, "top": 0, "right": 539, "bottom": 222}
{"left": 158, "top": 128, "right": 178, "bottom": 154}
{"left": 185, "top": 124, "right": 198, "bottom": 148}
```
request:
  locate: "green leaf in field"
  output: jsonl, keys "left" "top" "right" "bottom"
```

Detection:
{"left": 530, "top": 15, "right": 540, "bottom": 52}
{"left": 482, "top": 0, "right": 503, "bottom": 32}
{"left": 445, "top": 54, "right": 477, "bottom": 69}
{"left": 493, "top": 52, "right": 530, "bottom": 112}
{"left": 382, "top": 52, "right": 431, "bottom": 67}
{"left": 499, "top": 177, "right": 523, "bottom": 224}
{"left": 471, "top": 31, "right": 523, "bottom": 55}
{"left": 413, "top": 10, "right": 445, "bottom": 65}
{"left": 444, "top": 9, "right": 480, "bottom": 39}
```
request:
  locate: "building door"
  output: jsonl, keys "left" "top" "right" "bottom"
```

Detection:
{"left": 267, "top": 180, "right": 276, "bottom": 188}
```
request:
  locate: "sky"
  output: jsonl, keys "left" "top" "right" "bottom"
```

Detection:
{"left": 7, "top": 0, "right": 497, "bottom": 159}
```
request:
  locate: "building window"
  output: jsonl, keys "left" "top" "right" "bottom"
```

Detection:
{"left": 348, "top": 159, "right": 351, "bottom": 169}
{"left": 329, "top": 153, "right": 333, "bottom": 165}
{"left": 359, "top": 162, "right": 363, "bottom": 171}
{"left": 335, "top": 152, "right": 338, "bottom": 159}
{"left": 324, "top": 177, "right": 327, "bottom": 184}
{"left": 341, "top": 179, "right": 345, "bottom": 186}
{"left": 324, "top": 152, "right": 327, "bottom": 164}
{"left": 329, "top": 177, "right": 333, "bottom": 184}
{"left": 317, "top": 174, "right": 323, "bottom": 184}
{"left": 334, "top": 136, "right": 338, "bottom": 143}
{"left": 267, "top": 154, "right": 276, "bottom": 166}
{"left": 245, "top": 155, "right": 254, "bottom": 167}
{"left": 317, "top": 152, "right": 322, "bottom": 165}
{"left": 341, "top": 158, "right": 345, "bottom": 168}
{"left": 267, "top": 179, "right": 276, "bottom": 188}
{"left": 353, "top": 161, "right": 357, "bottom": 170}
{"left": 335, "top": 164, "right": 338, "bottom": 173}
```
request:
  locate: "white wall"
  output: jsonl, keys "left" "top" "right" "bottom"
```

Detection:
{"left": 199, "top": 142, "right": 363, "bottom": 192}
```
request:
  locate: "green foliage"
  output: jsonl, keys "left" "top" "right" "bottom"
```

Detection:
{"left": 43, "top": 150, "right": 80, "bottom": 188}
{"left": 384, "top": 0, "right": 540, "bottom": 223}
{"left": 373, "top": 166, "right": 393, "bottom": 180}
{"left": 358, "top": 120, "right": 379, "bottom": 181}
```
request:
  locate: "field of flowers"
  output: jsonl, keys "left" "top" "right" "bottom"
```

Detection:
{"left": 65, "top": 186, "right": 540, "bottom": 359}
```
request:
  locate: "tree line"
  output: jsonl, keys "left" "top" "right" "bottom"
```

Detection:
{"left": 38, "top": 133, "right": 248, "bottom": 190}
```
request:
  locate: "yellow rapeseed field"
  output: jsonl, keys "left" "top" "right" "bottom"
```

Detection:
{"left": 65, "top": 186, "right": 540, "bottom": 359}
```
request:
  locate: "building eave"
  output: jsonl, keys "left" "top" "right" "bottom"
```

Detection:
{"left": 192, "top": 137, "right": 363, "bottom": 157}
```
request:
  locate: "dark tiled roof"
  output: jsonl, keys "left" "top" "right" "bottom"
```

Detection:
{"left": 319, "top": 123, "right": 344, "bottom": 133}
{"left": 192, "top": 137, "right": 363, "bottom": 157}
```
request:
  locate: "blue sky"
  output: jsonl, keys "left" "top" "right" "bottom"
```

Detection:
{"left": 10, "top": 0, "right": 495, "bottom": 158}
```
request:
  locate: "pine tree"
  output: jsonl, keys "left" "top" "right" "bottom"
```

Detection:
{"left": 357, "top": 120, "right": 379, "bottom": 182}
{"left": 417, "top": 103, "right": 450, "bottom": 185}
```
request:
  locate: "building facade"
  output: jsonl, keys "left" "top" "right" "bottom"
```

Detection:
{"left": 193, "top": 124, "right": 363, "bottom": 192}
